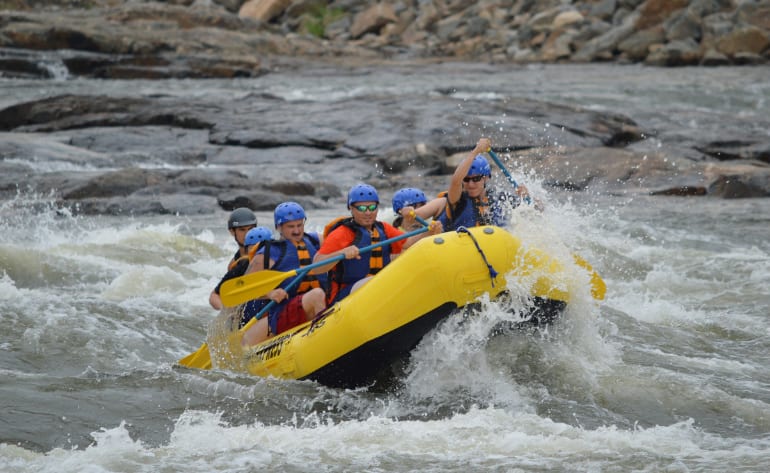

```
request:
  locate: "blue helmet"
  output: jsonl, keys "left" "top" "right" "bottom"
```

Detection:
{"left": 274, "top": 201, "right": 306, "bottom": 228}
{"left": 392, "top": 187, "right": 427, "bottom": 213}
{"left": 347, "top": 183, "right": 379, "bottom": 206}
{"left": 227, "top": 207, "right": 257, "bottom": 229}
{"left": 468, "top": 154, "right": 491, "bottom": 177}
{"left": 244, "top": 226, "right": 272, "bottom": 247}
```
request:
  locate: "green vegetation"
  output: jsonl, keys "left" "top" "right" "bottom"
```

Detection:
{"left": 300, "top": 4, "right": 345, "bottom": 39}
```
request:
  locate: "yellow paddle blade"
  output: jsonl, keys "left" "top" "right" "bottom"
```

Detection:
{"left": 573, "top": 254, "right": 606, "bottom": 301}
{"left": 178, "top": 343, "right": 212, "bottom": 369}
{"left": 177, "top": 313, "right": 260, "bottom": 370}
{"left": 220, "top": 269, "right": 298, "bottom": 307}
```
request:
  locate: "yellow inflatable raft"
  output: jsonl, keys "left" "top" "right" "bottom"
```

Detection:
{"left": 209, "top": 226, "right": 605, "bottom": 388}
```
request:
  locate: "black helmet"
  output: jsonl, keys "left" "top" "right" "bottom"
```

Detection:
{"left": 227, "top": 207, "right": 257, "bottom": 229}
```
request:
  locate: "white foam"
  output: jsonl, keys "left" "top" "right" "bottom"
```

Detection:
{"left": 4, "top": 408, "right": 769, "bottom": 472}
{"left": 0, "top": 271, "right": 20, "bottom": 300}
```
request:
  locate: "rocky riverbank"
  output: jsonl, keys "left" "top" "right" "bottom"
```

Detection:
{"left": 0, "top": 1, "right": 769, "bottom": 216}
{"left": 1, "top": 0, "right": 769, "bottom": 80}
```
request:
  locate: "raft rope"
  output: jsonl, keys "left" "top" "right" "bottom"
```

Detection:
{"left": 456, "top": 226, "right": 498, "bottom": 287}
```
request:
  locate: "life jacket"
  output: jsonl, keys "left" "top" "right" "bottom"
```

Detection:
{"left": 324, "top": 217, "right": 391, "bottom": 304}
{"left": 259, "top": 233, "right": 325, "bottom": 334}
{"left": 227, "top": 248, "right": 245, "bottom": 271}
{"left": 438, "top": 189, "right": 510, "bottom": 231}
{"left": 247, "top": 240, "right": 265, "bottom": 261}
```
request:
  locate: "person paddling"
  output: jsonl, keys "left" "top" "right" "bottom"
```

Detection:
{"left": 209, "top": 225, "right": 273, "bottom": 324}
{"left": 422, "top": 137, "right": 532, "bottom": 230}
{"left": 314, "top": 183, "right": 442, "bottom": 304}
{"left": 241, "top": 202, "right": 327, "bottom": 346}
{"left": 392, "top": 186, "right": 448, "bottom": 231}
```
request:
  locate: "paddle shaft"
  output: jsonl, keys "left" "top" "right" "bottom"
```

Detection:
{"left": 220, "top": 219, "right": 432, "bottom": 307}
{"left": 486, "top": 150, "right": 607, "bottom": 300}
{"left": 487, "top": 149, "right": 532, "bottom": 205}
{"left": 309, "top": 221, "right": 431, "bottom": 273}
{"left": 252, "top": 216, "right": 429, "bottom": 320}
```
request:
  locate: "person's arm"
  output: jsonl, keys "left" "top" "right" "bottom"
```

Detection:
{"left": 312, "top": 228, "right": 357, "bottom": 273}
{"left": 384, "top": 221, "right": 442, "bottom": 257}
{"left": 401, "top": 221, "right": 442, "bottom": 250}
{"left": 245, "top": 252, "right": 266, "bottom": 274}
{"left": 447, "top": 137, "right": 491, "bottom": 205}
{"left": 209, "top": 290, "right": 223, "bottom": 310}
{"left": 414, "top": 196, "right": 447, "bottom": 220}
{"left": 209, "top": 259, "right": 249, "bottom": 309}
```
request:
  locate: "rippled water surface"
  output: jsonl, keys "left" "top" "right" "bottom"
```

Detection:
{"left": 1, "top": 64, "right": 769, "bottom": 472}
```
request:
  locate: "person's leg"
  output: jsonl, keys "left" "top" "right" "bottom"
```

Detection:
{"left": 349, "top": 276, "right": 372, "bottom": 294}
{"left": 241, "top": 316, "right": 269, "bottom": 347}
{"left": 301, "top": 288, "right": 326, "bottom": 319}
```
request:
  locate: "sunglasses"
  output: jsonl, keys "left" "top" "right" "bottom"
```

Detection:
{"left": 353, "top": 203, "right": 378, "bottom": 212}
{"left": 463, "top": 175, "right": 485, "bottom": 183}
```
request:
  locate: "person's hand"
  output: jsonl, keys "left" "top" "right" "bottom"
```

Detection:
{"left": 267, "top": 288, "right": 288, "bottom": 303}
{"left": 428, "top": 220, "right": 443, "bottom": 235}
{"left": 341, "top": 245, "right": 360, "bottom": 260}
{"left": 399, "top": 206, "right": 416, "bottom": 227}
{"left": 474, "top": 137, "right": 492, "bottom": 154}
{"left": 516, "top": 184, "right": 530, "bottom": 200}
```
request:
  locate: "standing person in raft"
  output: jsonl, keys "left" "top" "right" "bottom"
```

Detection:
{"left": 417, "top": 137, "right": 534, "bottom": 230}
{"left": 241, "top": 202, "right": 327, "bottom": 346}
{"left": 313, "top": 183, "right": 442, "bottom": 304}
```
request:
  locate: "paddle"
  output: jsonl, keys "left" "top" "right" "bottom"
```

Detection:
{"left": 220, "top": 216, "right": 432, "bottom": 307}
{"left": 177, "top": 268, "right": 311, "bottom": 369}
{"left": 486, "top": 149, "right": 533, "bottom": 205}
{"left": 486, "top": 148, "right": 605, "bottom": 300}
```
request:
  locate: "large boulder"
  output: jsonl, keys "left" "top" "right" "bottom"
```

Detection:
{"left": 239, "top": 0, "right": 292, "bottom": 22}
{"left": 350, "top": 3, "right": 398, "bottom": 39}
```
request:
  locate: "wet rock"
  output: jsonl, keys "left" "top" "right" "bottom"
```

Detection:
{"left": 216, "top": 189, "right": 326, "bottom": 211}
{"left": 635, "top": 0, "right": 689, "bottom": 31}
{"left": 705, "top": 162, "right": 770, "bottom": 198}
{"left": 732, "top": 51, "right": 766, "bottom": 64}
{"left": 376, "top": 143, "right": 446, "bottom": 175}
{"left": 515, "top": 146, "right": 692, "bottom": 194}
{"left": 0, "top": 132, "right": 114, "bottom": 167}
{"left": 715, "top": 25, "right": 770, "bottom": 57}
{"left": 700, "top": 48, "right": 730, "bottom": 65}
{"left": 515, "top": 145, "right": 769, "bottom": 197}
{"left": 0, "top": 161, "right": 34, "bottom": 196}
{"left": 0, "top": 94, "right": 213, "bottom": 132}
{"left": 645, "top": 38, "right": 701, "bottom": 66}
{"left": 0, "top": 58, "right": 766, "bottom": 216}
{"left": 591, "top": 0, "right": 618, "bottom": 21}
{"left": 695, "top": 140, "right": 770, "bottom": 164}
{"left": 649, "top": 184, "right": 708, "bottom": 196}
{"left": 572, "top": 10, "right": 640, "bottom": 62}
{"left": 663, "top": 8, "right": 702, "bottom": 42}
{"left": 617, "top": 26, "right": 665, "bottom": 61}
{"left": 214, "top": 0, "right": 247, "bottom": 14}
{"left": 62, "top": 168, "right": 175, "bottom": 199}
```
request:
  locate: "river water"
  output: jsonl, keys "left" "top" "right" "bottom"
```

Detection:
{"left": 1, "top": 64, "right": 769, "bottom": 472}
